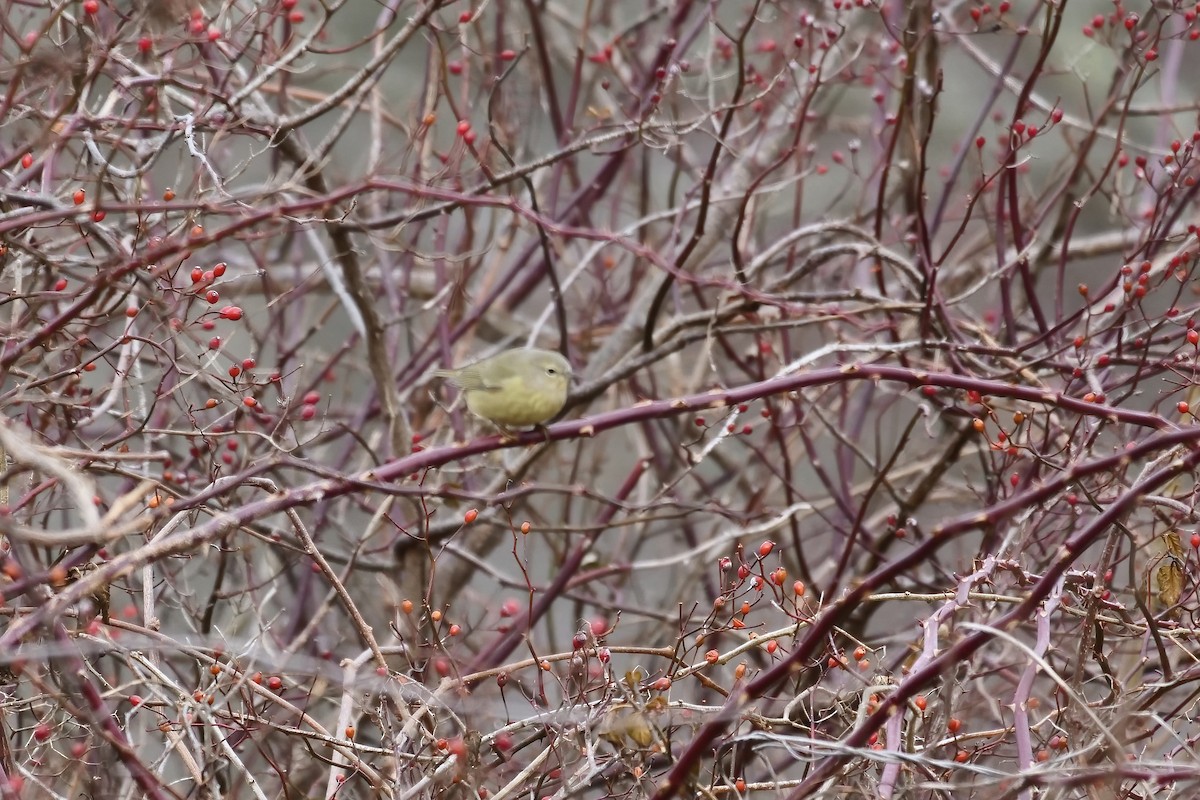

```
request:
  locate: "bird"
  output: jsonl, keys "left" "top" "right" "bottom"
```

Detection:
{"left": 434, "top": 347, "right": 572, "bottom": 430}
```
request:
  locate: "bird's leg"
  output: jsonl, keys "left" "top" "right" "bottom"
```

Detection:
{"left": 488, "top": 421, "right": 519, "bottom": 442}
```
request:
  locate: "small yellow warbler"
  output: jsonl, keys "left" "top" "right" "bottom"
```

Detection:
{"left": 434, "top": 348, "right": 572, "bottom": 429}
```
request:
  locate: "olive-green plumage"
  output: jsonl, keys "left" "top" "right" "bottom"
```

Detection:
{"left": 435, "top": 348, "right": 572, "bottom": 428}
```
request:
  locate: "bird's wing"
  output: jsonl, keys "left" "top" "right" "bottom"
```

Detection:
{"left": 437, "top": 366, "right": 498, "bottom": 392}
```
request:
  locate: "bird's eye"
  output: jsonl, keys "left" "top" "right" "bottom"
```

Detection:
{"left": 546, "top": 367, "right": 558, "bottom": 375}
